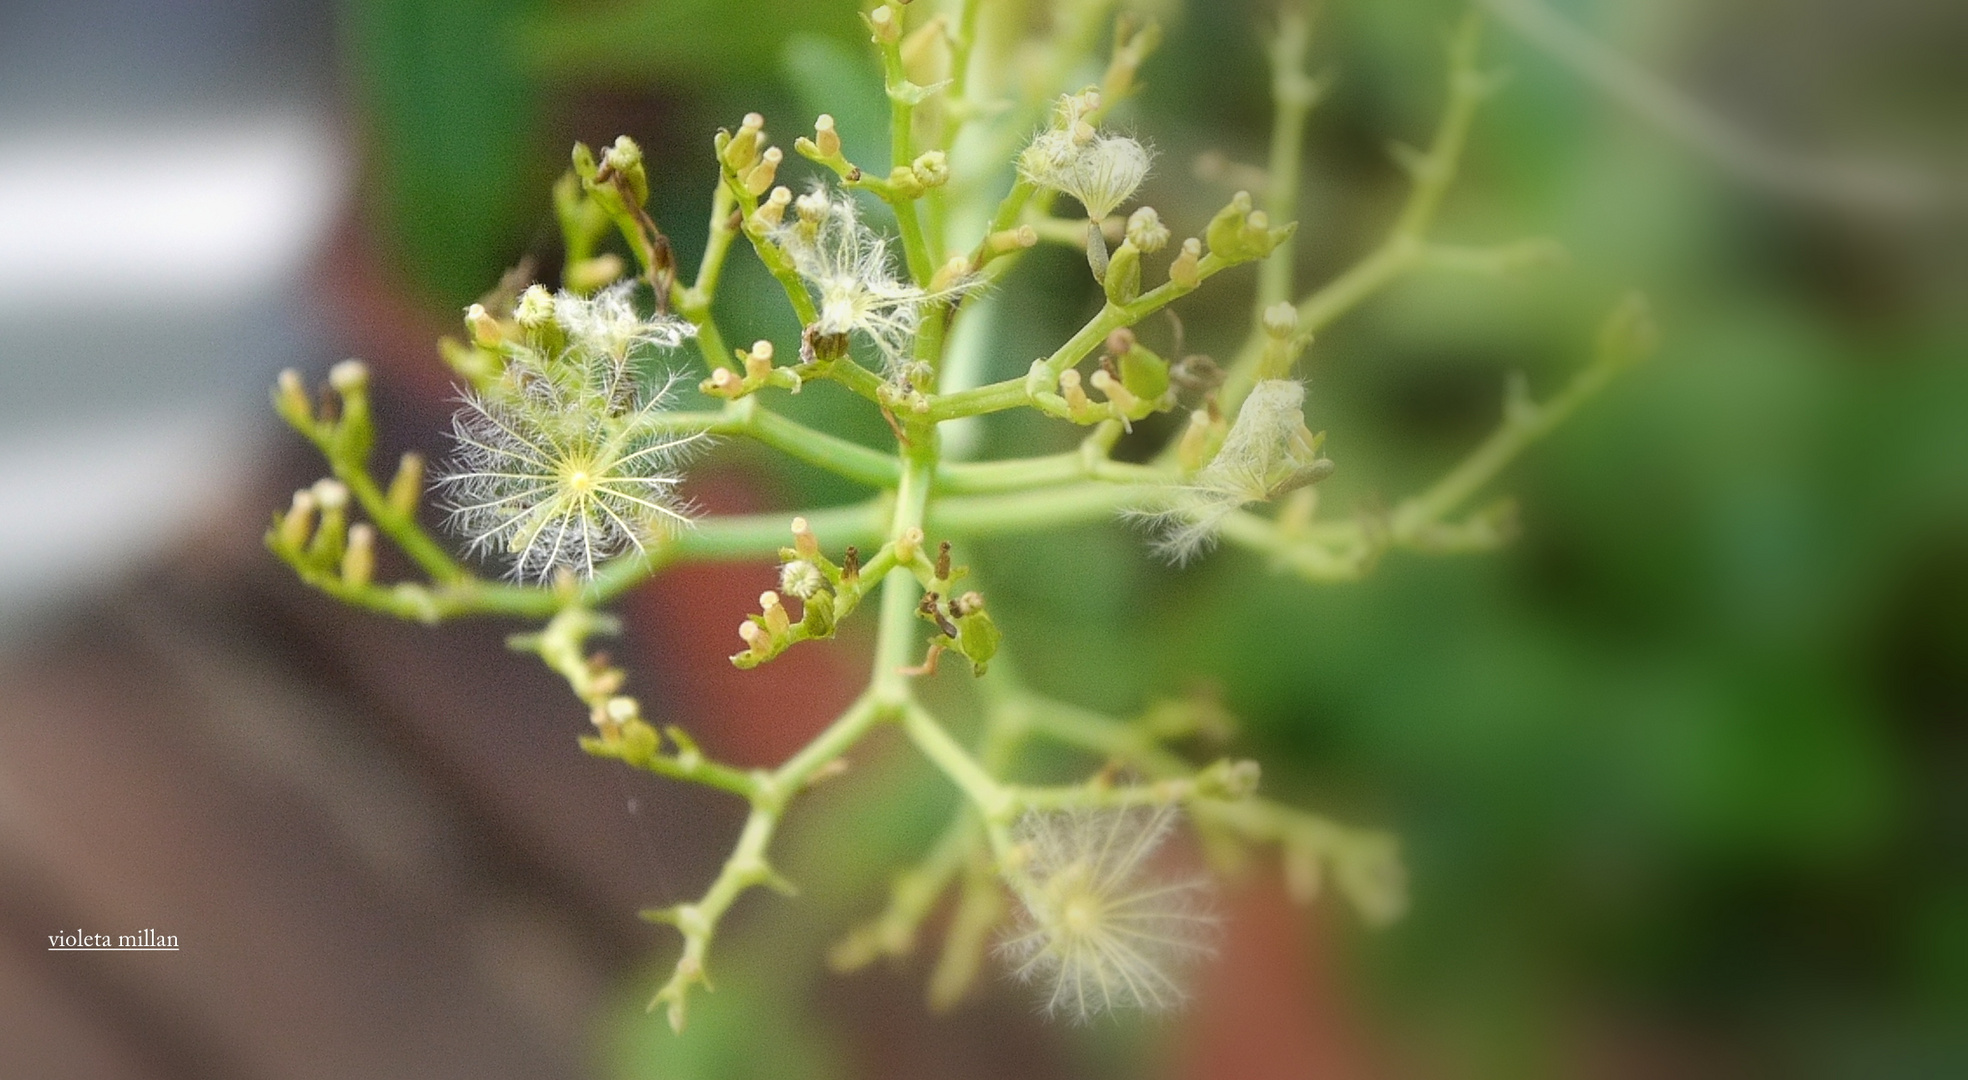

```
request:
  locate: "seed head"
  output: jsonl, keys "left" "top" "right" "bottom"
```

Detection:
{"left": 772, "top": 187, "right": 954, "bottom": 373}
{"left": 999, "top": 805, "right": 1218, "bottom": 1021}
{"left": 1018, "top": 94, "right": 1153, "bottom": 222}
{"left": 435, "top": 283, "right": 705, "bottom": 582}
{"left": 1131, "top": 379, "right": 1328, "bottom": 564}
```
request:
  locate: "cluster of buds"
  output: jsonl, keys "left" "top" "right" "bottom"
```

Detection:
{"left": 269, "top": 476, "right": 374, "bottom": 589}
{"left": 701, "top": 339, "right": 803, "bottom": 400}
{"left": 715, "top": 113, "right": 783, "bottom": 197}
{"left": 268, "top": 360, "right": 427, "bottom": 592}
{"left": 1100, "top": 206, "right": 1172, "bottom": 304}
{"left": 731, "top": 518, "right": 862, "bottom": 669}
{"left": 1031, "top": 329, "right": 1177, "bottom": 428}
{"left": 1203, "top": 190, "right": 1294, "bottom": 265}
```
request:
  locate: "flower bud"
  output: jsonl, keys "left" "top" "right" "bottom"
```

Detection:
{"left": 341, "top": 523, "right": 376, "bottom": 587}
{"left": 1262, "top": 302, "right": 1298, "bottom": 340}
{"left": 813, "top": 114, "right": 841, "bottom": 159}
{"left": 274, "top": 369, "right": 312, "bottom": 430}
{"left": 740, "top": 339, "right": 774, "bottom": 381}
{"left": 386, "top": 452, "right": 425, "bottom": 518}
{"left": 1090, "top": 368, "right": 1140, "bottom": 414}
{"left": 753, "top": 186, "right": 792, "bottom": 229}
{"left": 984, "top": 225, "right": 1038, "bottom": 258}
{"left": 600, "top": 135, "right": 648, "bottom": 206}
{"left": 329, "top": 359, "right": 369, "bottom": 396}
{"left": 277, "top": 489, "right": 317, "bottom": 551}
{"left": 1058, "top": 369, "right": 1092, "bottom": 417}
{"left": 1168, "top": 238, "right": 1202, "bottom": 289}
{"left": 311, "top": 478, "right": 349, "bottom": 513}
{"left": 465, "top": 303, "right": 503, "bottom": 349}
{"left": 930, "top": 254, "right": 971, "bottom": 294}
{"left": 910, "top": 150, "right": 949, "bottom": 189}
{"left": 742, "top": 146, "right": 783, "bottom": 196}
{"left": 1102, "top": 239, "right": 1141, "bottom": 305}
{"left": 760, "top": 591, "right": 791, "bottom": 636}
{"left": 565, "top": 254, "right": 625, "bottom": 293}
{"left": 868, "top": 3, "right": 900, "bottom": 44}
{"left": 724, "top": 113, "right": 765, "bottom": 172}
{"left": 1125, "top": 206, "right": 1169, "bottom": 253}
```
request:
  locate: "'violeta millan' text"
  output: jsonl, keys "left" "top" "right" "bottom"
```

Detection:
{"left": 49, "top": 929, "right": 179, "bottom": 949}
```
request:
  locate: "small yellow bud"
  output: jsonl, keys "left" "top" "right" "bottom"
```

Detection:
{"left": 896, "top": 526, "right": 924, "bottom": 564}
{"left": 605, "top": 696, "right": 639, "bottom": 724}
{"left": 1168, "top": 238, "right": 1202, "bottom": 289}
{"left": 564, "top": 254, "right": 625, "bottom": 292}
{"left": 1058, "top": 368, "right": 1092, "bottom": 415}
{"left": 725, "top": 113, "right": 765, "bottom": 172}
{"left": 1090, "top": 368, "right": 1139, "bottom": 414}
{"left": 1262, "top": 302, "right": 1298, "bottom": 339}
{"left": 813, "top": 114, "right": 841, "bottom": 159}
{"left": 274, "top": 368, "right": 311, "bottom": 429}
{"left": 465, "top": 303, "right": 503, "bottom": 348}
{"left": 341, "top": 523, "right": 376, "bottom": 587}
{"left": 760, "top": 591, "right": 791, "bottom": 635}
{"left": 743, "top": 146, "right": 783, "bottom": 196}
{"left": 386, "top": 452, "right": 425, "bottom": 517}
{"left": 278, "top": 489, "right": 317, "bottom": 550}
{"left": 930, "top": 254, "right": 971, "bottom": 294}
{"left": 985, "top": 226, "right": 1038, "bottom": 258}
{"left": 742, "top": 339, "right": 776, "bottom": 382}
{"left": 328, "top": 359, "right": 369, "bottom": 395}
{"left": 311, "top": 478, "right": 349, "bottom": 513}
{"left": 868, "top": 3, "right": 900, "bottom": 44}
{"left": 790, "top": 516, "right": 821, "bottom": 560}
{"left": 754, "top": 186, "right": 792, "bottom": 229}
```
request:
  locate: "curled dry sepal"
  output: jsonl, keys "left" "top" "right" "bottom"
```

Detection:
{"left": 435, "top": 283, "right": 708, "bottom": 583}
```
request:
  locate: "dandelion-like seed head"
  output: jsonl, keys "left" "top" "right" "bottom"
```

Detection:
{"left": 1018, "top": 94, "right": 1153, "bottom": 222}
{"left": 772, "top": 187, "right": 944, "bottom": 373}
{"left": 1131, "top": 379, "right": 1326, "bottom": 564}
{"left": 435, "top": 283, "right": 704, "bottom": 582}
{"left": 999, "top": 805, "right": 1218, "bottom": 1021}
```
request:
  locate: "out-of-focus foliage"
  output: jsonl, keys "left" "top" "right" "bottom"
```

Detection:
{"left": 348, "top": 0, "right": 1968, "bottom": 1074}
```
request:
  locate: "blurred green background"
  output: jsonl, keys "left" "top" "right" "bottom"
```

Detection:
{"left": 346, "top": 0, "right": 1968, "bottom": 1075}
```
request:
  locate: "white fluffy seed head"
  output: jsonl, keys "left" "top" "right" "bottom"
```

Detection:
{"left": 1130, "top": 379, "right": 1324, "bottom": 564}
{"left": 771, "top": 186, "right": 969, "bottom": 374}
{"left": 1018, "top": 96, "right": 1153, "bottom": 221}
{"left": 999, "top": 804, "right": 1218, "bottom": 1021}
{"left": 433, "top": 283, "right": 705, "bottom": 583}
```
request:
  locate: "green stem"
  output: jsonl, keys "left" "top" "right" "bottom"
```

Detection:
{"left": 1257, "top": 2, "right": 1321, "bottom": 311}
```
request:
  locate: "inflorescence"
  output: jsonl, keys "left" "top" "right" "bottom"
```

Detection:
{"left": 263, "top": 1, "right": 1652, "bottom": 1031}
